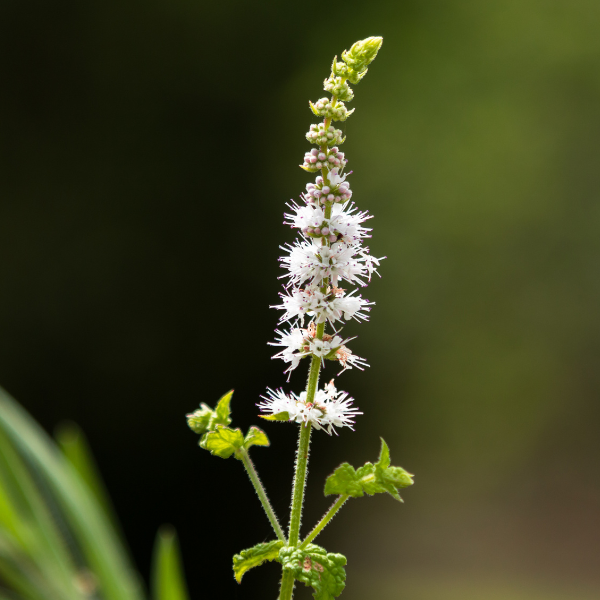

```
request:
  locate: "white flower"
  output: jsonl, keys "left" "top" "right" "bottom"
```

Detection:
{"left": 284, "top": 202, "right": 325, "bottom": 231}
{"left": 274, "top": 287, "right": 373, "bottom": 326}
{"left": 334, "top": 344, "right": 369, "bottom": 373}
{"left": 257, "top": 380, "right": 361, "bottom": 435}
{"left": 327, "top": 202, "right": 372, "bottom": 243}
{"left": 328, "top": 167, "right": 347, "bottom": 187}
{"left": 273, "top": 286, "right": 328, "bottom": 325}
{"left": 269, "top": 327, "right": 309, "bottom": 377}
{"left": 280, "top": 240, "right": 383, "bottom": 287}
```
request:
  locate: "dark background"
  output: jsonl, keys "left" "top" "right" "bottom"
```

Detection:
{"left": 1, "top": 1, "right": 600, "bottom": 598}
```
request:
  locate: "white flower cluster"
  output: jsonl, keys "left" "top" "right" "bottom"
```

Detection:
{"left": 270, "top": 323, "right": 368, "bottom": 377}
{"left": 266, "top": 59, "right": 383, "bottom": 432}
{"left": 258, "top": 380, "right": 361, "bottom": 435}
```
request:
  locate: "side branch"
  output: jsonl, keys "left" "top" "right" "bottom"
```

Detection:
{"left": 300, "top": 495, "right": 349, "bottom": 549}
{"left": 239, "top": 448, "right": 286, "bottom": 543}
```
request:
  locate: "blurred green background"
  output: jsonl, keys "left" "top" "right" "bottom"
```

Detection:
{"left": 1, "top": 0, "right": 600, "bottom": 598}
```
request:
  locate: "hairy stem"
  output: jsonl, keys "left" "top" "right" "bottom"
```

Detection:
{"left": 300, "top": 495, "right": 349, "bottom": 549}
{"left": 279, "top": 571, "right": 295, "bottom": 600}
{"left": 279, "top": 355, "right": 320, "bottom": 600}
{"left": 239, "top": 448, "right": 286, "bottom": 543}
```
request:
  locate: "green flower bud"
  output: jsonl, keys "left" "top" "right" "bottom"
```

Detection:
{"left": 186, "top": 404, "right": 214, "bottom": 435}
{"left": 341, "top": 36, "right": 383, "bottom": 74}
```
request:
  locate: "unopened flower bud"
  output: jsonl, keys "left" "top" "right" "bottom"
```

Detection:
{"left": 341, "top": 36, "right": 383, "bottom": 82}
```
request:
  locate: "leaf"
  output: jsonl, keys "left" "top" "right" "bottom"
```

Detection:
{"left": 151, "top": 526, "right": 190, "bottom": 600}
{"left": 199, "top": 426, "right": 244, "bottom": 459}
{"left": 232, "top": 540, "right": 283, "bottom": 583}
{"left": 243, "top": 427, "right": 269, "bottom": 450}
{"left": 213, "top": 390, "right": 234, "bottom": 427}
{"left": 374, "top": 439, "right": 414, "bottom": 502}
{"left": 258, "top": 411, "right": 290, "bottom": 422}
{"left": 323, "top": 463, "right": 364, "bottom": 498}
{"left": 187, "top": 390, "right": 233, "bottom": 436}
{"left": 0, "top": 386, "right": 144, "bottom": 600}
{"left": 324, "top": 438, "right": 413, "bottom": 502}
{"left": 55, "top": 421, "right": 124, "bottom": 542}
{"left": 279, "top": 544, "right": 346, "bottom": 600}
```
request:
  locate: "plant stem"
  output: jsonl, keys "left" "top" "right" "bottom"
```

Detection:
{"left": 239, "top": 448, "right": 286, "bottom": 543}
{"left": 279, "top": 571, "right": 295, "bottom": 600}
{"left": 288, "top": 420, "right": 313, "bottom": 546}
{"left": 300, "top": 495, "right": 349, "bottom": 549}
{"left": 279, "top": 353, "right": 321, "bottom": 600}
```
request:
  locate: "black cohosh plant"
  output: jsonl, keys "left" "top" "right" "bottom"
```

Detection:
{"left": 187, "top": 37, "right": 414, "bottom": 600}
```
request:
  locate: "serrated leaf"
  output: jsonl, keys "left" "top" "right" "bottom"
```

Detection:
{"left": 199, "top": 426, "right": 244, "bottom": 459}
{"left": 187, "top": 390, "right": 234, "bottom": 436}
{"left": 355, "top": 463, "right": 381, "bottom": 495}
{"left": 324, "top": 438, "right": 413, "bottom": 502}
{"left": 232, "top": 540, "right": 283, "bottom": 583}
{"left": 258, "top": 411, "right": 289, "bottom": 422}
{"left": 243, "top": 427, "right": 269, "bottom": 450}
{"left": 151, "top": 526, "right": 190, "bottom": 600}
{"left": 323, "top": 463, "right": 364, "bottom": 498}
{"left": 279, "top": 544, "right": 346, "bottom": 600}
{"left": 213, "top": 390, "right": 233, "bottom": 427}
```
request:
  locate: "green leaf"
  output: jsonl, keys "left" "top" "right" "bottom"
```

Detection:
{"left": 374, "top": 439, "right": 414, "bottom": 502}
{"left": 279, "top": 544, "right": 346, "bottom": 600}
{"left": 0, "top": 386, "right": 144, "bottom": 600}
{"left": 258, "top": 411, "right": 290, "bottom": 422}
{"left": 55, "top": 421, "right": 124, "bottom": 542}
{"left": 323, "top": 463, "right": 364, "bottom": 498}
{"left": 214, "top": 390, "right": 234, "bottom": 427}
{"left": 232, "top": 540, "right": 283, "bottom": 583}
{"left": 243, "top": 427, "right": 269, "bottom": 450}
{"left": 199, "top": 426, "right": 244, "bottom": 459}
{"left": 324, "top": 438, "right": 413, "bottom": 502}
{"left": 151, "top": 526, "right": 190, "bottom": 600}
{"left": 187, "top": 390, "right": 233, "bottom": 436}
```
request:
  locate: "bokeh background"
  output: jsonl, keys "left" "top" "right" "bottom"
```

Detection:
{"left": 1, "top": 0, "right": 600, "bottom": 598}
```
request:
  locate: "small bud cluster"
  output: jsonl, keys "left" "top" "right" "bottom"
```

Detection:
{"left": 306, "top": 123, "right": 345, "bottom": 147}
{"left": 309, "top": 98, "right": 354, "bottom": 121}
{"left": 323, "top": 76, "right": 354, "bottom": 102}
{"left": 301, "top": 147, "right": 347, "bottom": 172}
{"left": 304, "top": 171, "right": 352, "bottom": 205}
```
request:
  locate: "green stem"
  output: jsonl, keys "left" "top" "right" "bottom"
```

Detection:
{"left": 239, "top": 448, "right": 286, "bottom": 543}
{"left": 279, "top": 355, "right": 321, "bottom": 600}
{"left": 288, "top": 420, "right": 313, "bottom": 546}
{"left": 279, "top": 571, "right": 295, "bottom": 600}
{"left": 300, "top": 495, "right": 349, "bottom": 549}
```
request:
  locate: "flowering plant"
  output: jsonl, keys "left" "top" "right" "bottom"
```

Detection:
{"left": 187, "top": 36, "right": 414, "bottom": 600}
